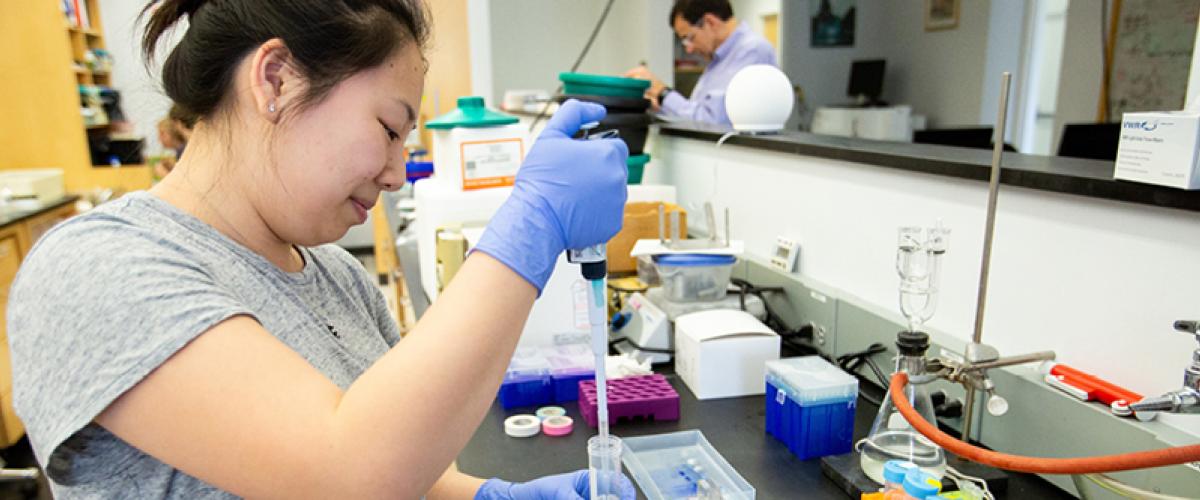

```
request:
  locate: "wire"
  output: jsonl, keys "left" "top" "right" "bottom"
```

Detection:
{"left": 610, "top": 337, "right": 674, "bottom": 354}
{"left": 837, "top": 342, "right": 889, "bottom": 388}
{"left": 889, "top": 372, "right": 1200, "bottom": 474}
{"left": 1073, "top": 473, "right": 1192, "bottom": 500}
{"left": 945, "top": 465, "right": 995, "bottom": 500}
{"left": 529, "top": 0, "right": 617, "bottom": 133}
{"left": 728, "top": 277, "right": 891, "bottom": 408}
{"left": 728, "top": 278, "right": 790, "bottom": 334}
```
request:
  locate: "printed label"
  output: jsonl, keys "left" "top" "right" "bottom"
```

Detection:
{"left": 572, "top": 280, "right": 590, "bottom": 330}
{"left": 460, "top": 138, "right": 524, "bottom": 190}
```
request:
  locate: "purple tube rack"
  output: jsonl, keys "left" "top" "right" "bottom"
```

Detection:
{"left": 578, "top": 374, "right": 680, "bottom": 427}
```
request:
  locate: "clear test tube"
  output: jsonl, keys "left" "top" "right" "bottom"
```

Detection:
{"left": 588, "top": 434, "right": 623, "bottom": 500}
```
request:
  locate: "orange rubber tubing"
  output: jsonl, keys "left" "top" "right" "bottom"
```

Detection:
{"left": 889, "top": 372, "right": 1200, "bottom": 474}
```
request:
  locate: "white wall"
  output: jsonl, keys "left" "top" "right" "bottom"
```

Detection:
{"left": 1053, "top": 0, "right": 1109, "bottom": 138}
{"left": 98, "top": 0, "right": 184, "bottom": 156}
{"left": 730, "top": 0, "right": 780, "bottom": 45}
{"left": 978, "top": 1, "right": 1028, "bottom": 142}
{"left": 780, "top": 0, "right": 892, "bottom": 123}
{"left": 781, "top": 0, "right": 995, "bottom": 128}
{"left": 655, "top": 134, "right": 1200, "bottom": 436}
{"left": 876, "top": 0, "right": 994, "bottom": 128}
{"left": 1189, "top": 11, "right": 1200, "bottom": 110}
{"left": 478, "top": 0, "right": 672, "bottom": 105}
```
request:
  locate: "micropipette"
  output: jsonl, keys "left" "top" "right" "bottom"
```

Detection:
{"left": 569, "top": 244, "right": 619, "bottom": 499}
{"left": 567, "top": 244, "right": 609, "bottom": 440}
{"left": 570, "top": 121, "right": 623, "bottom": 499}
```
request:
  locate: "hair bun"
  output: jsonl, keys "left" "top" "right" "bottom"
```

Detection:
{"left": 177, "top": 0, "right": 209, "bottom": 17}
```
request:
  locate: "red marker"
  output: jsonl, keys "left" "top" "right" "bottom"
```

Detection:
{"left": 1041, "top": 362, "right": 1145, "bottom": 417}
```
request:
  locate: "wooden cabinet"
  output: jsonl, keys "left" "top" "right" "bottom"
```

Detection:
{"left": 0, "top": 226, "right": 25, "bottom": 447}
{"left": 0, "top": 1, "right": 152, "bottom": 192}
{"left": 0, "top": 203, "right": 76, "bottom": 447}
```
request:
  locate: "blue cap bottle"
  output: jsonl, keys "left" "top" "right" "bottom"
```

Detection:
{"left": 882, "top": 460, "right": 917, "bottom": 489}
{"left": 902, "top": 470, "right": 942, "bottom": 499}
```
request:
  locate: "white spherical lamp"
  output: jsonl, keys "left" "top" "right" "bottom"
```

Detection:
{"left": 725, "top": 65, "right": 794, "bottom": 132}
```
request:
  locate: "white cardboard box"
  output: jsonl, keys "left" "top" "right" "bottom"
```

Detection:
{"left": 674, "top": 309, "right": 780, "bottom": 400}
{"left": 1115, "top": 111, "right": 1200, "bottom": 190}
{"left": 0, "top": 169, "right": 65, "bottom": 201}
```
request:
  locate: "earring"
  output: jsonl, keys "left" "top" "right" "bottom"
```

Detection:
{"left": 268, "top": 101, "right": 277, "bottom": 113}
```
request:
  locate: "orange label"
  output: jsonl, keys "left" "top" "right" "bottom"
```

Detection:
{"left": 459, "top": 137, "right": 525, "bottom": 190}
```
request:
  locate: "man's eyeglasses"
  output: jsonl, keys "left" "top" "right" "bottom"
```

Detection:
{"left": 679, "top": 21, "right": 703, "bottom": 47}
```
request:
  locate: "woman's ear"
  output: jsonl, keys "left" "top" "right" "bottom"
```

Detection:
{"left": 248, "top": 38, "right": 301, "bottom": 123}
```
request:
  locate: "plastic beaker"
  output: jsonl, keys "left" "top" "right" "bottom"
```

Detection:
{"left": 588, "top": 434, "right": 624, "bottom": 500}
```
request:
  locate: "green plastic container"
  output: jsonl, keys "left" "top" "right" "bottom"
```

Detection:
{"left": 426, "top": 96, "right": 518, "bottom": 129}
{"left": 627, "top": 154, "right": 650, "bottom": 185}
{"left": 559, "top": 72, "right": 650, "bottom": 99}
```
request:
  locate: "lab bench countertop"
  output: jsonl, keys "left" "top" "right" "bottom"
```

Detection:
{"left": 457, "top": 373, "right": 1073, "bottom": 499}
{"left": 0, "top": 196, "right": 78, "bottom": 229}
{"left": 657, "top": 121, "right": 1200, "bottom": 214}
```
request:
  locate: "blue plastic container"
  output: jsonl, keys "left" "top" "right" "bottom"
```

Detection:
{"left": 405, "top": 160, "right": 433, "bottom": 183}
{"left": 764, "top": 356, "right": 858, "bottom": 460}
{"left": 546, "top": 343, "right": 595, "bottom": 402}
{"left": 497, "top": 348, "right": 554, "bottom": 409}
{"left": 498, "top": 372, "right": 554, "bottom": 409}
{"left": 550, "top": 370, "right": 592, "bottom": 402}
{"left": 499, "top": 344, "right": 596, "bottom": 408}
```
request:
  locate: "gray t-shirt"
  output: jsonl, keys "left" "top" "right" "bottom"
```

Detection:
{"left": 7, "top": 191, "right": 402, "bottom": 498}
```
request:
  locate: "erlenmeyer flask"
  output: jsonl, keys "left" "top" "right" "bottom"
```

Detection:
{"left": 860, "top": 331, "right": 946, "bottom": 483}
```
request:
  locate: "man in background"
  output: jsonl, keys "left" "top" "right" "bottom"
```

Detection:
{"left": 625, "top": 0, "right": 777, "bottom": 126}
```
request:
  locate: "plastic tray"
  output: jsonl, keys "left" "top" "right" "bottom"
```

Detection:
{"left": 621, "top": 430, "right": 755, "bottom": 500}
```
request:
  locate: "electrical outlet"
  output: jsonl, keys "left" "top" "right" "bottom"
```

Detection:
{"left": 770, "top": 236, "right": 800, "bottom": 272}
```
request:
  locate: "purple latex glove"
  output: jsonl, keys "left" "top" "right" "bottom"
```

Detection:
{"left": 472, "top": 99, "right": 629, "bottom": 294}
{"left": 474, "top": 470, "right": 637, "bottom": 500}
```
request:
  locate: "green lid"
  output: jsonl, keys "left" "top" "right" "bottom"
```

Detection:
{"left": 426, "top": 96, "right": 518, "bottom": 129}
{"left": 627, "top": 153, "right": 650, "bottom": 185}
{"left": 627, "top": 153, "right": 651, "bottom": 167}
{"left": 560, "top": 72, "right": 651, "bottom": 99}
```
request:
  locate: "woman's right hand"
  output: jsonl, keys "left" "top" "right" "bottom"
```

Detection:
{"left": 473, "top": 99, "right": 629, "bottom": 293}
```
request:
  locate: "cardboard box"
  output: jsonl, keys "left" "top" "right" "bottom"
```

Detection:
{"left": 1115, "top": 111, "right": 1200, "bottom": 190}
{"left": 674, "top": 309, "right": 780, "bottom": 400}
{"left": 607, "top": 202, "right": 686, "bottom": 273}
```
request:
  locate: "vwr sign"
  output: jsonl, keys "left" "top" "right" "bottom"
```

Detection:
{"left": 1122, "top": 119, "right": 1160, "bottom": 132}
{"left": 1114, "top": 111, "right": 1200, "bottom": 190}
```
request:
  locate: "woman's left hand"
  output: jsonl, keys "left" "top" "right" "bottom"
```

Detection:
{"left": 474, "top": 470, "right": 636, "bottom": 500}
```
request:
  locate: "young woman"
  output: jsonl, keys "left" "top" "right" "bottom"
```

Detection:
{"left": 7, "top": 0, "right": 632, "bottom": 498}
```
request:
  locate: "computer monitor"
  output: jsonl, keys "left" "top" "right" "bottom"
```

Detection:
{"left": 1057, "top": 123, "right": 1120, "bottom": 161}
{"left": 848, "top": 59, "right": 886, "bottom": 105}
{"left": 913, "top": 127, "right": 1017, "bottom": 152}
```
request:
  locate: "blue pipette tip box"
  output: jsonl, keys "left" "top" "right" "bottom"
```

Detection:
{"left": 498, "top": 344, "right": 595, "bottom": 409}
{"left": 764, "top": 356, "right": 857, "bottom": 460}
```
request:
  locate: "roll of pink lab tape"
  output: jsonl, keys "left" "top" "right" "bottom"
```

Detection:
{"left": 504, "top": 415, "right": 541, "bottom": 438}
{"left": 541, "top": 415, "right": 574, "bottom": 436}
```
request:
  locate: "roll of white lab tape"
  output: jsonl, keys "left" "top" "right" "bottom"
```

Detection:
{"left": 504, "top": 414, "right": 541, "bottom": 438}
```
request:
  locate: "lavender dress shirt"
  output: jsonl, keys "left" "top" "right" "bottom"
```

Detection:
{"left": 661, "top": 22, "right": 778, "bottom": 126}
